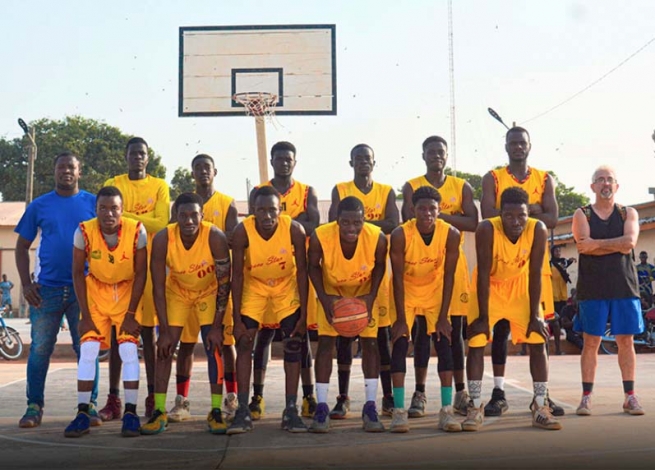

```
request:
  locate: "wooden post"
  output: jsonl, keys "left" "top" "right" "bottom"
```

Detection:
{"left": 255, "top": 116, "right": 269, "bottom": 184}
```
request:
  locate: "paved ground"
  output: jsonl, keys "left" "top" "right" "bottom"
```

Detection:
{"left": 1, "top": 351, "right": 655, "bottom": 469}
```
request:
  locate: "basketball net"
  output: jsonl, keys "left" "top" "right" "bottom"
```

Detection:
{"left": 233, "top": 92, "right": 281, "bottom": 128}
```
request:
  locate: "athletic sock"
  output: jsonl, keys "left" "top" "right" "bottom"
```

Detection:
{"left": 415, "top": 383, "right": 426, "bottom": 394}
{"left": 253, "top": 383, "right": 264, "bottom": 397}
{"left": 468, "top": 380, "right": 482, "bottom": 408}
{"left": 176, "top": 375, "right": 190, "bottom": 398}
{"left": 286, "top": 394, "right": 298, "bottom": 408}
{"left": 393, "top": 387, "right": 405, "bottom": 409}
{"left": 211, "top": 393, "right": 223, "bottom": 409}
{"left": 380, "top": 369, "right": 392, "bottom": 397}
{"left": 364, "top": 378, "right": 378, "bottom": 403}
{"left": 302, "top": 384, "right": 314, "bottom": 398}
{"left": 623, "top": 380, "right": 635, "bottom": 395}
{"left": 109, "top": 388, "right": 120, "bottom": 397}
{"left": 224, "top": 372, "right": 238, "bottom": 394}
{"left": 582, "top": 382, "right": 594, "bottom": 395}
{"left": 455, "top": 382, "right": 465, "bottom": 392}
{"left": 533, "top": 382, "right": 547, "bottom": 407}
{"left": 78, "top": 403, "right": 90, "bottom": 413}
{"left": 124, "top": 388, "right": 138, "bottom": 406}
{"left": 125, "top": 403, "right": 137, "bottom": 414}
{"left": 237, "top": 392, "right": 249, "bottom": 408}
{"left": 338, "top": 370, "right": 350, "bottom": 396}
{"left": 154, "top": 393, "right": 167, "bottom": 413}
{"left": 441, "top": 386, "right": 453, "bottom": 408}
{"left": 493, "top": 377, "right": 505, "bottom": 391}
{"left": 78, "top": 391, "right": 92, "bottom": 406}
{"left": 316, "top": 383, "right": 329, "bottom": 404}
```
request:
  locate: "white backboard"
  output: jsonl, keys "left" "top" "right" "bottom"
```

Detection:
{"left": 179, "top": 24, "right": 337, "bottom": 116}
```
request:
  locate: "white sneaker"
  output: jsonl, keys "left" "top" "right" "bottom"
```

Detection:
{"left": 438, "top": 406, "right": 462, "bottom": 432}
{"left": 168, "top": 395, "right": 191, "bottom": 422}
{"left": 390, "top": 408, "right": 409, "bottom": 433}
{"left": 223, "top": 392, "right": 238, "bottom": 422}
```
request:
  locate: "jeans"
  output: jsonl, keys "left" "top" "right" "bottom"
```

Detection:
{"left": 26, "top": 285, "right": 99, "bottom": 408}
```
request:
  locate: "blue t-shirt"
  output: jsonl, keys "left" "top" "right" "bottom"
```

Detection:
{"left": 15, "top": 190, "right": 96, "bottom": 287}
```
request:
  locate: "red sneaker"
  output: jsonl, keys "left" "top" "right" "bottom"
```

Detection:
{"left": 98, "top": 394, "right": 122, "bottom": 421}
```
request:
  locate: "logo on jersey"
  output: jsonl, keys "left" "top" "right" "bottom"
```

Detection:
{"left": 108, "top": 253, "right": 115, "bottom": 264}
{"left": 199, "top": 301, "right": 208, "bottom": 312}
{"left": 90, "top": 250, "right": 101, "bottom": 260}
{"left": 120, "top": 252, "right": 130, "bottom": 261}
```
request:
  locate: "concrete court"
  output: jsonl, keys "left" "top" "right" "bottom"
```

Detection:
{"left": 1, "top": 353, "right": 654, "bottom": 470}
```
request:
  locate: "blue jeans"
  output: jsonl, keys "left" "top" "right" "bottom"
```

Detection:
{"left": 26, "top": 285, "right": 99, "bottom": 408}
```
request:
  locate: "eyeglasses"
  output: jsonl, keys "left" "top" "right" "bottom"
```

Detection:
{"left": 594, "top": 176, "right": 616, "bottom": 185}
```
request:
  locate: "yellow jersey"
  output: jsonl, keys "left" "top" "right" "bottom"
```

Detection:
{"left": 336, "top": 181, "right": 392, "bottom": 221}
{"left": 551, "top": 265, "right": 568, "bottom": 302}
{"left": 315, "top": 221, "right": 381, "bottom": 297}
{"left": 166, "top": 221, "right": 217, "bottom": 299}
{"left": 203, "top": 191, "right": 234, "bottom": 231}
{"left": 490, "top": 166, "right": 548, "bottom": 209}
{"left": 243, "top": 215, "right": 297, "bottom": 295}
{"left": 406, "top": 175, "right": 465, "bottom": 216}
{"left": 80, "top": 217, "right": 141, "bottom": 315}
{"left": 259, "top": 180, "right": 309, "bottom": 219}
{"left": 489, "top": 216, "right": 537, "bottom": 282}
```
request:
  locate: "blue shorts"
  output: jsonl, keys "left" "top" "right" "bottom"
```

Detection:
{"left": 574, "top": 298, "right": 643, "bottom": 336}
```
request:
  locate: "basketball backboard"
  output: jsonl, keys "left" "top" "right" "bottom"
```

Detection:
{"left": 179, "top": 24, "right": 336, "bottom": 117}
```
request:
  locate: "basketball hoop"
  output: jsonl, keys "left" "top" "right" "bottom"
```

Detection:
{"left": 233, "top": 92, "right": 279, "bottom": 124}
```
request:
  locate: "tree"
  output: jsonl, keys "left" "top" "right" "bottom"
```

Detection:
{"left": 0, "top": 116, "right": 166, "bottom": 201}
{"left": 169, "top": 167, "right": 195, "bottom": 200}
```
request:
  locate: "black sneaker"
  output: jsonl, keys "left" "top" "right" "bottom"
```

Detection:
{"left": 484, "top": 388, "right": 509, "bottom": 417}
{"left": 382, "top": 395, "right": 394, "bottom": 417}
{"left": 329, "top": 395, "right": 350, "bottom": 420}
{"left": 548, "top": 396, "right": 565, "bottom": 417}
{"left": 281, "top": 406, "right": 308, "bottom": 433}
{"left": 226, "top": 405, "right": 253, "bottom": 435}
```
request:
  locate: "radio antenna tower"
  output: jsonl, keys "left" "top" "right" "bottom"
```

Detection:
{"left": 448, "top": 0, "right": 457, "bottom": 175}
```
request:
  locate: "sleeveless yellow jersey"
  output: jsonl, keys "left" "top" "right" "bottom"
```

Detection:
{"left": 491, "top": 166, "right": 548, "bottom": 209}
{"left": 489, "top": 216, "right": 537, "bottom": 281}
{"left": 259, "top": 180, "right": 309, "bottom": 219}
{"left": 166, "top": 221, "right": 217, "bottom": 298}
{"left": 80, "top": 217, "right": 141, "bottom": 315}
{"left": 203, "top": 191, "right": 234, "bottom": 231}
{"left": 407, "top": 175, "right": 465, "bottom": 216}
{"left": 401, "top": 219, "right": 450, "bottom": 309}
{"left": 551, "top": 265, "right": 568, "bottom": 302}
{"left": 315, "top": 221, "right": 381, "bottom": 297}
{"left": 243, "top": 214, "right": 297, "bottom": 295}
{"left": 336, "top": 181, "right": 392, "bottom": 221}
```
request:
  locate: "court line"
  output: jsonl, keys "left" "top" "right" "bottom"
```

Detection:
{"left": 0, "top": 367, "right": 74, "bottom": 389}
{"left": 483, "top": 372, "right": 577, "bottom": 409}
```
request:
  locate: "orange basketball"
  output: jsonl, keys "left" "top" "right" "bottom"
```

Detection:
{"left": 332, "top": 297, "right": 369, "bottom": 337}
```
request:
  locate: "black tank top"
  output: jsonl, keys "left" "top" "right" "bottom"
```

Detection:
{"left": 576, "top": 204, "right": 639, "bottom": 300}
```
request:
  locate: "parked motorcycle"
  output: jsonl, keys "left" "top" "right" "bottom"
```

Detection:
{"left": 600, "top": 307, "right": 655, "bottom": 355}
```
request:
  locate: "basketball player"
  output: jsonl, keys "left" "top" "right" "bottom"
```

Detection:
{"left": 328, "top": 144, "right": 399, "bottom": 418}
{"left": 308, "top": 196, "right": 388, "bottom": 433}
{"left": 100, "top": 137, "right": 170, "bottom": 420}
{"left": 140, "top": 193, "right": 231, "bottom": 435}
{"left": 464, "top": 187, "right": 561, "bottom": 431}
{"left": 246, "top": 142, "right": 320, "bottom": 421}
{"left": 227, "top": 186, "right": 309, "bottom": 434}
{"left": 400, "top": 136, "right": 478, "bottom": 417}
{"left": 389, "top": 186, "right": 461, "bottom": 433}
{"left": 480, "top": 127, "right": 563, "bottom": 417}
{"left": 168, "top": 154, "right": 240, "bottom": 423}
{"left": 65, "top": 186, "right": 147, "bottom": 438}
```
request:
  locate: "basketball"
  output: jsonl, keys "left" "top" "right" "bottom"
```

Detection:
{"left": 332, "top": 297, "right": 369, "bottom": 337}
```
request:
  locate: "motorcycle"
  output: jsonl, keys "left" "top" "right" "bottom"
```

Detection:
{"left": 600, "top": 307, "right": 655, "bottom": 355}
{"left": 0, "top": 305, "right": 24, "bottom": 360}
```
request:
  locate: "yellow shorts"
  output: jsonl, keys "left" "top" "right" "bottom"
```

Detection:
{"left": 180, "top": 297, "right": 235, "bottom": 346}
{"left": 136, "top": 269, "right": 158, "bottom": 328}
{"left": 306, "top": 282, "right": 319, "bottom": 330}
{"left": 376, "top": 273, "right": 391, "bottom": 328}
{"left": 243, "top": 284, "right": 300, "bottom": 327}
{"left": 166, "top": 289, "right": 217, "bottom": 338}
{"left": 317, "top": 297, "right": 380, "bottom": 338}
{"left": 449, "top": 246, "right": 471, "bottom": 317}
{"left": 81, "top": 306, "right": 139, "bottom": 349}
{"left": 541, "top": 274, "right": 555, "bottom": 320}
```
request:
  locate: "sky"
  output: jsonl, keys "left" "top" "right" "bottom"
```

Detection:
{"left": 2, "top": 0, "right": 655, "bottom": 206}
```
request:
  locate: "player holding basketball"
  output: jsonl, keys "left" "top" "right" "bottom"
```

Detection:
{"left": 328, "top": 143, "right": 399, "bottom": 419}
{"left": 308, "top": 196, "right": 388, "bottom": 433}
{"left": 227, "top": 186, "right": 309, "bottom": 434}
{"left": 479, "top": 127, "right": 563, "bottom": 418}
{"left": 464, "top": 187, "right": 561, "bottom": 431}
{"left": 140, "top": 193, "right": 231, "bottom": 435}
{"left": 389, "top": 186, "right": 461, "bottom": 433}
{"left": 65, "top": 187, "right": 147, "bottom": 438}
{"left": 400, "top": 136, "right": 478, "bottom": 418}
{"left": 100, "top": 137, "right": 170, "bottom": 421}
{"left": 168, "top": 154, "right": 240, "bottom": 423}
{"left": 246, "top": 142, "right": 320, "bottom": 421}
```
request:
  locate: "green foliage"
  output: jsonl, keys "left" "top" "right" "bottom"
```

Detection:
{"left": 445, "top": 168, "right": 483, "bottom": 200}
{"left": 0, "top": 116, "right": 166, "bottom": 201}
{"left": 169, "top": 167, "right": 195, "bottom": 200}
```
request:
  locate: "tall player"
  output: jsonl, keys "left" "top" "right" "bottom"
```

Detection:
{"left": 400, "top": 136, "right": 478, "bottom": 417}
{"left": 464, "top": 187, "right": 561, "bottom": 432}
{"left": 227, "top": 186, "right": 309, "bottom": 434}
{"left": 65, "top": 187, "right": 147, "bottom": 438}
{"left": 308, "top": 196, "right": 388, "bottom": 433}
{"left": 246, "top": 142, "right": 320, "bottom": 421}
{"left": 140, "top": 193, "right": 231, "bottom": 435}
{"left": 389, "top": 186, "right": 461, "bottom": 433}
{"left": 168, "top": 154, "right": 240, "bottom": 423}
{"left": 479, "top": 127, "right": 563, "bottom": 417}
{"left": 327, "top": 144, "right": 399, "bottom": 418}
{"left": 99, "top": 137, "right": 170, "bottom": 420}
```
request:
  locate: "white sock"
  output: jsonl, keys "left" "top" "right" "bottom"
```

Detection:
{"left": 493, "top": 377, "right": 505, "bottom": 391}
{"left": 316, "top": 383, "right": 329, "bottom": 404}
{"left": 533, "top": 382, "right": 547, "bottom": 407}
{"left": 124, "top": 388, "right": 138, "bottom": 406}
{"left": 78, "top": 391, "right": 92, "bottom": 405}
{"left": 365, "top": 378, "right": 378, "bottom": 403}
{"left": 468, "top": 380, "right": 482, "bottom": 408}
